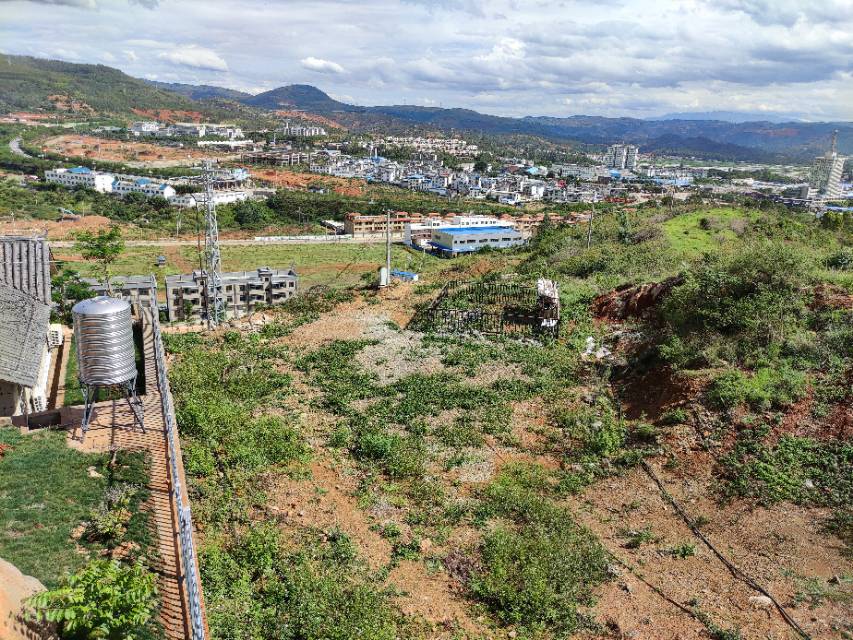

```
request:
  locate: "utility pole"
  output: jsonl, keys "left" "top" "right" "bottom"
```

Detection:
{"left": 385, "top": 208, "right": 392, "bottom": 281}
{"left": 202, "top": 160, "right": 224, "bottom": 328}
{"left": 586, "top": 200, "right": 595, "bottom": 249}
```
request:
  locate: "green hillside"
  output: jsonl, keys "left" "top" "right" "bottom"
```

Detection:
{"left": 0, "top": 54, "right": 199, "bottom": 114}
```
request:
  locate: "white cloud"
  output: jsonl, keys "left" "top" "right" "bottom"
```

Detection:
{"left": 5, "top": 0, "right": 98, "bottom": 6}
{"left": 1, "top": 0, "right": 851, "bottom": 119}
{"left": 158, "top": 45, "right": 228, "bottom": 72}
{"left": 300, "top": 56, "right": 346, "bottom": 75}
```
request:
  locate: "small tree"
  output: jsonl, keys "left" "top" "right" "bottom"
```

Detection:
{"left": 27, "top": 559, "right": 157, "bottom": 640}
{"left": 74, "top": 227, "right": 125, "bottom": 295}
{"left": 51, "top": 268, "right": 94, "bottom": 324}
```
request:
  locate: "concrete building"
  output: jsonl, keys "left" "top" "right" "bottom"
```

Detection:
{"left": 168, "top": 190, "right": 249, "bottom": 208}
{"left": 604, "top": 144, "right": 639, "bottom": 170}
{"left": 802, "top": 131, "right": 846, "bottom": 201}
{"left": 113, "top": 177, "right": 176, "bottom": 200}
{"left": 403, "top": 215, "right": 513, "bottom": 247}
{"left": 0, "top": 236, "right": 59, "bottom": 416}
{"left": 165, "top": 267, "right": 298, "bottom": 322}
{"left": 130, "top": 121, "right": 161, "bottom": 136}
{"left": 430, "top": 226, "right": 525, "bottom": 256}
{"left": 344, "top": 211, "right": 420, "bottom": 236}
{"left": 281, "top": 121, "right": 327, "bottom": 137}
{"left": 80, "top": 275, "right": 157, "bottom": 310}
{"left": 45, "top": 166, "right": 115, "bottom": 193}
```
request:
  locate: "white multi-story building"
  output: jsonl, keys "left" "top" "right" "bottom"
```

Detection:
{"left": 403, "top": 215, "right": 514, "bottom": 246}
{"left": 168, "top": 190, "right": 250, "bottom": 208}
{"left": 130, "top": 121, "right": 161, "bottom": 136}
{"left": 112, "top": 178, "right": 176, "bottom": 199}
{"left": 604, "top": 144, "right": 639, "bottom": 170}
{"left": 45, "top": 166, "right": 115, "bottom": 193}
{"left": 801, "top": 132, "right": 845, "bottom": 201}
{"left": 281, "top": 121, "right": 327, "bottom": 137}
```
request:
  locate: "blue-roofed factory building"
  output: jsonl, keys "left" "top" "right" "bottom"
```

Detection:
{"left": 430, "top": 226, "right": 525, "bottom": 256}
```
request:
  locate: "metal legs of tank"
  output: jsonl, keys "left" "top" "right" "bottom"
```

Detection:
{"left": 78, "top": 375, "right": 145, "bottom": 442}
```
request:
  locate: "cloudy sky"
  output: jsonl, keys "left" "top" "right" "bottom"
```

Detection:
{"left": 2, "top": 0, "right": 852, "bottom": 120}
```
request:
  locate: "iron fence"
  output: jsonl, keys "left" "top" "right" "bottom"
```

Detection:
{"left": 414, "top": 280, "right": 560, "bottom": 338}
{"left": 149, "top": 310, "right": 206, "bottom": 640}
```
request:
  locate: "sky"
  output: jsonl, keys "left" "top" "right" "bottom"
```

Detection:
{"left": 1, "top": 0, "right": 852, "bottom": 121}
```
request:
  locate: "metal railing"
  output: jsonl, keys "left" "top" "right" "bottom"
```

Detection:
{"left": 148, "top": 309, "right": 207, "bottom": 640}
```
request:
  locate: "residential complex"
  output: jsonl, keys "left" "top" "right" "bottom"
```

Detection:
{"left": 45, "top": 166, "right": 247, "bottom": 208}
{"left": 604, "top": 144, "right": 639, "bottom": 170}
{"left": 381, "top": 136, "right": 479, "bottom": 157}
{"left": 45, "top": 166, "right": 115, "bottom": 192}
{"left": 165, "top": 267, "right": 298, "bottom": 322}
{"left": 802, "top": 131, "right": 846, "bottom": 201}
{"left": 80, "top": 275, "right": 158, "bottom": 311}
{"left": 130, "top": 121, "right": 245, "bottom": 139}
{"left": 280, "top": 121, "right": 327, "bottom": 137}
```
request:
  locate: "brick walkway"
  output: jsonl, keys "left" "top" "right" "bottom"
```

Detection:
{"left": 60, "top": 314, "right": 194, "bottom": 639}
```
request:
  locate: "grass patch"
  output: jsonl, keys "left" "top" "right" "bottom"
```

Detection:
{"left": 0, "top": 427, "right": 150, "bottom": 588}
{"left": 662, "top": 207, "right": 755, "bottom": 256}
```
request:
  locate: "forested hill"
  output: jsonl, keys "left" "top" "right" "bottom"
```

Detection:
{"left": 3, "top": 53, "right": 852, "bottom": 162}
{"left": 0, "top": 54, "right": 199, "bottom": 114}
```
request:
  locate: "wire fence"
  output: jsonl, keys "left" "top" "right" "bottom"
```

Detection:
{"left": 149, "top": 309, "right": 207, "bottom": 640}
{"left": 413, "top": 280, "right": 561, "bottom": 338}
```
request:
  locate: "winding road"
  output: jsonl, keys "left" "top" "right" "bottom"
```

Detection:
{"left": 8, "top": 136, "right": 33, "bottom": 158}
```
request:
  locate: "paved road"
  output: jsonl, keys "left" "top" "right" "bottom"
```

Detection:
{"left": 8, "top": 136, "right": 33, "bottom": 158}
{"left": 50, "top": 235, "right": 400, "bottom": 248}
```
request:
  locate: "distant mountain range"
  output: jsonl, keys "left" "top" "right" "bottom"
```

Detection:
{"left": 651, "top": 110, "right": 807, "bottom": 124}
{"left": 2, "top": 53, "right": 851, "bottom": 162}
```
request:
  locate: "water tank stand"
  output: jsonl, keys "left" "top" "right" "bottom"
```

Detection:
{"left": 79, "top": 375, "right": 145, "bottom": 441}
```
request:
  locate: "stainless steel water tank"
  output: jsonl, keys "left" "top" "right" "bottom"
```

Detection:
{"left": 72, "top": 296, "right": 137, "bottom": 385}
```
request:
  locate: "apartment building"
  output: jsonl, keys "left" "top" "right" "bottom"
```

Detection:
{"left": 130, "top": 121, "right": 161, "bottom": 136}
{"left": 169, "top": 190, "right": 250, "bottom": 209}
{"left": 165, "top": 267, "right": 298, "bottom": 322}
{"left": 45, "top": 166, "right": 115, "bottom": 193}
{"left": 604, "top": 144, "right": 639, "bottom": 171}
{"left": 112, "top": 177, "right": 176, "bottom": 199}
{"left": 80, "top": 275, "right": 158, "bottom": 310}
{"left": 344, "top": 211, "right": 424, "bottom": 236}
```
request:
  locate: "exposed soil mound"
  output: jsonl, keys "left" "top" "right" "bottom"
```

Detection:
{"left": 593, "top": 276, "right": 683, "bottom": 320}
{"left": 811, "top": 284, "right": 853, "bottom": 310}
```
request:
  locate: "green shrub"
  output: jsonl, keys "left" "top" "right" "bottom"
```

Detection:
{"left": 662, "top": 241, "right": 812, "bottom": 358}
{"left": 470, "top": 507, "right": 608, "bottom": 636}
{"left": 28, "top": 559, "right": 157, "bottom": 640}
{"left": 667, "top": 542, "right": 697, "bottom": 559}
{"left": 709, "top": 365, "right": 807, "bottom": 411}
{"left": 825, "top": 246, "right": 853, "bottom": 270}
{"left": 660, "top": 407, "right": 689, "bottom": 425}
{"left": 85, "top": 484, "right": 138, "bottom": 545}
{"left": 554, "top": 398, "right": 626, "bottom": 458}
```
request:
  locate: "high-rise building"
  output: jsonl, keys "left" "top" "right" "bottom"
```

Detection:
{"left": 801, "top": 130, "right": 845, "bottom": 201}
{"left": 604, "top": 144, "right": 639, "bottom": 170}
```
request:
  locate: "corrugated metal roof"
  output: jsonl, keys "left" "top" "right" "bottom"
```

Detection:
{"left": 0, "top": 282, "right": 50, "bottom": 387}
{"left": 0, "top": 236, "right": 52, "bottom": 305}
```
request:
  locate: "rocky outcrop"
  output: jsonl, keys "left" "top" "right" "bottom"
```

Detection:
{"left": 0, "top": 558, "right": 49, "bottom": 640}
{"left": 592, "top": 276, "right": 683, "bottom": 321}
